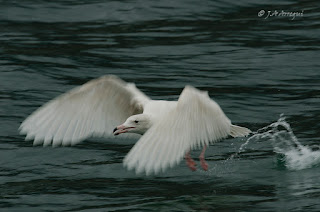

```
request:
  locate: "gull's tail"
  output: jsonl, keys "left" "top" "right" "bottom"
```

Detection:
{"left": 230, "top": 124, "right": 251, "bottom": 137}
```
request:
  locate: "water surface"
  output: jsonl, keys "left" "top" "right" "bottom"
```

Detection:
{"left": 1, "top": 0, "right": 320, "bottom": 211}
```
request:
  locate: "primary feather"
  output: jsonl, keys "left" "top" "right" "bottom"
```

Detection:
{"left": 19, "top": 75, "right": 150, "bottom": 146}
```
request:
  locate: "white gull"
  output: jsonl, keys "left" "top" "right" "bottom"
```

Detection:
{"left": 19, "top": 75, "right": 251, "bottom": 175}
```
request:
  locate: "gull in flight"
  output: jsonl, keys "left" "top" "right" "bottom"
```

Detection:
{"left": 19, "top": 75, "right": 251, "bottom": 175}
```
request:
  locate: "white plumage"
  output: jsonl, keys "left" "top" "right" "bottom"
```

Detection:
{"left": 19, "top": 75, "right": 251, "bottom": 174}
{"left": 20, "top": 76, "right": 149, "bottom": 146}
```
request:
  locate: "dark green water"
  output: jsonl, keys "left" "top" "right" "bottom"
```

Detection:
{"left": 1, "top": 0, "right": 320, "bottom": 211}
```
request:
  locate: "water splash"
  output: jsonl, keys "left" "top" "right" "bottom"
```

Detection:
{"left": 237, "top": 115, "right": 320, "bottom": 170}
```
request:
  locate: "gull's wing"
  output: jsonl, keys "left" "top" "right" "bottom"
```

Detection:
{"left": 124, "top": 86, "right": 236, "bottom": 175}
{"left": 19, "top": 75, "right": 150, "bottom": 146}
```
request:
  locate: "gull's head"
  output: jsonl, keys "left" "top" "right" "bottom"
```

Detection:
{"left": 113, "top": 114, "right": 151, "bottom": 136}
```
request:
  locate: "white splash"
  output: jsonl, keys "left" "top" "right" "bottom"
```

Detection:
{"left": 239, "top": 115, "right": 320, "bottom": 170}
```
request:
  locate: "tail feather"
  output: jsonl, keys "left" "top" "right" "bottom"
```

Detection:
{"left": 230, "top": 124, "right": 251, "bottom": 137}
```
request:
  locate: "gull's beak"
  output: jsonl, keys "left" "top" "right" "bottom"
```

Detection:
{"left": 113, "top": 124, "right": 134, "bottom": 136}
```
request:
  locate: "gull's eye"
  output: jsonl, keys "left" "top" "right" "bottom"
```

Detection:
{"left": 134, "top": 120, "right": 139, "bottom": 124}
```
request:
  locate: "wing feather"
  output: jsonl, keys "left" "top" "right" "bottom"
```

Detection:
{"left": 19, "top": 75, "right": 150, "bottom": 146}
{"left": 124, "top": 86, "right": 232, "bottom": 175}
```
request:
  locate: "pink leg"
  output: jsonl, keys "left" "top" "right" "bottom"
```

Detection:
{"left": 185, "top": 151, "right": 197, "bottom": 171}
{"left": 199, "top": 145, "right": 208, "bottom": 171}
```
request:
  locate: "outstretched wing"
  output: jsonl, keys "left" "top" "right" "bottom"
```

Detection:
{"left": 123, "top": 86, "right": 233, "bottom": 175}
{"left": 19, "top": 75, "right": 150, "bottom": 146}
